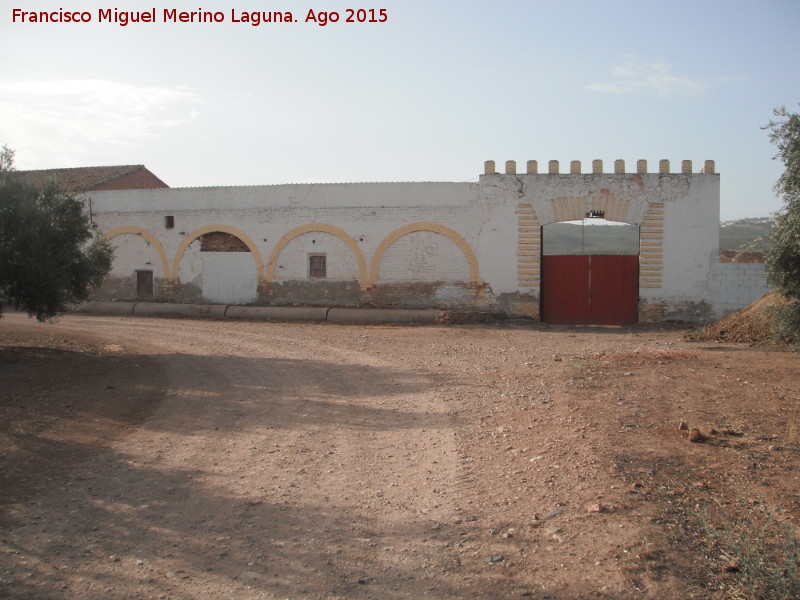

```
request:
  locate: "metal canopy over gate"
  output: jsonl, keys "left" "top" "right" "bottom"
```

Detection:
{"left": 541, "top": 254, "right": 639, "bottom": 325}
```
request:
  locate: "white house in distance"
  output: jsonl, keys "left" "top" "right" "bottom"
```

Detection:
{"left": 54, "top": 158, "right": 767, "bottom": 324}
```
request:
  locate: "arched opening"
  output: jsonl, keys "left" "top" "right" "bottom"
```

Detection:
{"left": 173, "top": 226, "right": 262, "bottom": 305}
{"left": 99, "top": 227, "right": 170, "bottom": 301}
{"left": 266, "top": 223, "right": 369, "bottom": 289}
{"left": 268, "top": 230, "right": 364, "bottom": 306}
{"left": 197, "top": 231, "right": 257, "bottom": 305}
{"left": 370, "top": 223, "right": 483, "bottom": 308}
{"left": 541, "top": 216, "right": 639, "bottom": 325}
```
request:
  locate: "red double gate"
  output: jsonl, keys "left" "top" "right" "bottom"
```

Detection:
{"left": 541, "top": 255, "right": 639, "bottom": 325}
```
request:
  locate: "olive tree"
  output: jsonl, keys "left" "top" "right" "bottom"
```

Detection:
{"left": 764, "top": 106, "right": 800, "bottom": 341}
{"left": 0, "top": 146, "right": 114, "bottom": 321}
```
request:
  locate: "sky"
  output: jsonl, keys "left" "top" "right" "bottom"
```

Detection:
{"left": 1, "top": 0, "right": 798, "bottom": 220}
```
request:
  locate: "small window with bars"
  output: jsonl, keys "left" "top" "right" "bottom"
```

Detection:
{"left": 309, "top": 254, "right": 327, "bottom": 278}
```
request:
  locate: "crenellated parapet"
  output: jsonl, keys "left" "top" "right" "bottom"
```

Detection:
{"left": 484, "top": 159, "right": 716, "bottom": 175}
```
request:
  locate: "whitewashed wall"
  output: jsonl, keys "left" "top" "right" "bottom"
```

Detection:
{"left": 201, "top": 253, "right": 258, "bottom": 305}
{"left": 86, "top": 164, "right": 763, "bottom": 321}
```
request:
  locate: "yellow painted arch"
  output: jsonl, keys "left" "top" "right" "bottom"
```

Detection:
{"left": 369, "top": 222, "right": 483, "bottom": 292}
{"left": 171, "top": 224, "right": 265, "bottom": 279}
{"left": 266, "top": 223, "right": 369, "bottom": 289}
{"left": 102, "top": 226, "right": 170, "bottom": 277}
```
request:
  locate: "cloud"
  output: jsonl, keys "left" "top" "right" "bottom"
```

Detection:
{"left": 586, "top": 59, "right": 706, "bottom": 98}
{"left": 0, "top": 79, "right": 202, "bottom": 165}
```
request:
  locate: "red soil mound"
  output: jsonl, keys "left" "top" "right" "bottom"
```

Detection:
{"left": 694, "top": 293, "right": 787, "bottom": 344}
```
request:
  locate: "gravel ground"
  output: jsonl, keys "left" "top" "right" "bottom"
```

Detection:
{"left": 1, "top": 313, "right": 799, "bottom": 599}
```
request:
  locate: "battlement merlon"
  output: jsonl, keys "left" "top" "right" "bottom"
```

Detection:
{"left": 483, "top": 159, "right": 716, "bottom": 176}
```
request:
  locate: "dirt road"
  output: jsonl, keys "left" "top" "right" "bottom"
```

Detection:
{"left": 1, "top": 314, "right": 799, "bottom": 599}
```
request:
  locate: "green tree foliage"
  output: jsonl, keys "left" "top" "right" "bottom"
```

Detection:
{"left": 0, "top": 146, "right": 114, "bottom": 321}
{"left": 764, "top": 106, "right": 800, "bottom": 341}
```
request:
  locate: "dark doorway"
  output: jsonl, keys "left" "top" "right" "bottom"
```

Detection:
{"left": 135, "top": 270, "right": 154, "bottom": 297}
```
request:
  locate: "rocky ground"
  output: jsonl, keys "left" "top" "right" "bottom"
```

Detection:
{"left": 1, "top": 312, "right": 798, "bottom": 599}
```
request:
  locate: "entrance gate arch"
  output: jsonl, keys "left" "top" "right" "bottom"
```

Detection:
{"left": 540, "top": 218, "right": 639, "bottom": 325}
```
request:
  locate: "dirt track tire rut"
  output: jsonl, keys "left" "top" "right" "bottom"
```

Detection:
{"left": 1, "top": 315, "right": 467, "bottom": 599}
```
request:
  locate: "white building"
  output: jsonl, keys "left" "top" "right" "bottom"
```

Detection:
{"left": 85, "top": 159, "right": 767, "bottom": 324}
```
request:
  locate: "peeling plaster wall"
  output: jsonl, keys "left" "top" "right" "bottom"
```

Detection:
{"left": 379, "top": 231, "right": 471, "bottom": 282}
{"left": 273, "top": 232, "right": 360, "bottom": 281}
{"left": 655, "top": 175, "right": 721, "bottom": 316}
{"left": 178, "top": 239, "right": 203, "bottom": 303}
{"left": 94, "top": 233, "right": 166, "bottom": 301}
{"left": 89, "top": 182, "right": 490, "bottom": 309}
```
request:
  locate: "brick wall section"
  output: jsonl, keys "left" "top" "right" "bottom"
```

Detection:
{"left": 200, "top": 232, "right": 250, "bottom": 252}
{"left": 517, "top": 204, "right": 540, "bottom": 288}
{"left": 713, "top": 263, "right": 769, "bottom": 316}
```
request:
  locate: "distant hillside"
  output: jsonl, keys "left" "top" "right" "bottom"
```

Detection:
{"left": 542, "top": 222, "right": 639, "bottom": 255}
{"left": 719, "top": 218, "right": 773, "bottom": 252}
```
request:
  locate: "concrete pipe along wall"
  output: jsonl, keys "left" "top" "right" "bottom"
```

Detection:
{"left": 75, "top": 302, "right": 443, "bottom": 324}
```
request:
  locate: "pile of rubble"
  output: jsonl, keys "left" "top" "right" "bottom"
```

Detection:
{"left": 693, "top": 293, "right": 787, "bottom": 344}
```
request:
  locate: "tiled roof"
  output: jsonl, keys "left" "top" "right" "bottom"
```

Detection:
{"left": 15, "top": 165, "right": 168, "bottom": 191}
